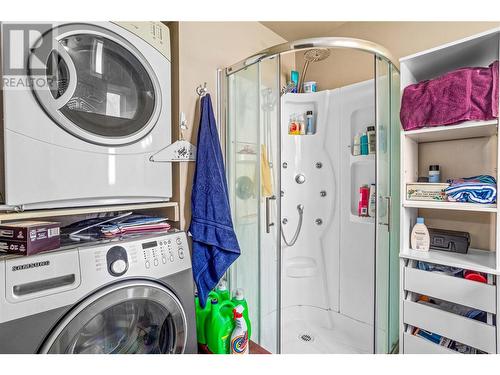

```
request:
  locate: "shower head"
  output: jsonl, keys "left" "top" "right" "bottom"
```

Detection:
{"left": 303, "top": 48, "right": 331, "bottom": 63}
{"left": 298, "top": 48, "right": 331, "bottom": 93}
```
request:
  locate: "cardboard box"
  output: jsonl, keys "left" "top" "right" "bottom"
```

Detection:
{"left": 0, "top": 221, "right": 60, "bottom": 256}
{"left": 406, "top": 183, "right": 450, "bottom": 201}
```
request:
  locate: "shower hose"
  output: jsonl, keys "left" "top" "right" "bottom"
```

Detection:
{"left": 281, "top": 204, "right": 304, "bottom": 247}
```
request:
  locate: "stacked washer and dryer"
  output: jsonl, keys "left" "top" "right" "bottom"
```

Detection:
{"left": 0, "top": 22, "right": 197, "bottom": 353}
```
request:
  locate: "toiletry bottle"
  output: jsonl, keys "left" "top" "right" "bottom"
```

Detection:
{"left": 231, "top": 288, "right": 252, "bottom": 340}
{"left": 291, "top": 70, "right": 299, "bottom": 93}
{"left": 306, "top": 110, "right": 314, "bottom": 135}
{"left": 368, "top": 184, "right": 376, "bottom": 217}
{"left": 288, "top": 114, "right": 298, "bottom": 135}
{"left": 428, "top": 165, "right": 440, "bottom": 183}
{"left": 358, "top": 185, "right": 370, "bottom": 217}
{"left": 360, "top": 132, "right": 369, "bottom": 155}
{"left": 411, "top": 217, "right": 430, "bottom": 251}
{"left": 298, "top": 114, "right": 306, "bottom": 135}
{"left": 230, "top": 305, "right": 249, "bottom": 354}
{"left": 367, "top": 126, "right": 376, "bottom": 154}
{"left": 353, "top": 133, "right": 361, "bottom": 156}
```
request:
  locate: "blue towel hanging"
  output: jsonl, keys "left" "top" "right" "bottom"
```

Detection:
{"left": 189, "top": 94, "right": 240, "bottom": 307}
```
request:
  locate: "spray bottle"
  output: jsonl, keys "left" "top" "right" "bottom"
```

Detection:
{"left": 230, "top": 305, "right": 249, "bottom": 354}
{"left": 231, "top": 288, "right": 252, "bottom": 340}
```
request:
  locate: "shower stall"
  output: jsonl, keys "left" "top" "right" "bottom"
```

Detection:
{"left": 221, "top": 38, "right": 400, "bottom": 354}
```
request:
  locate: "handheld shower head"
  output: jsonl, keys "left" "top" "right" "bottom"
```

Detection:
{"left": 303, "top": 48, "right": 331, "bottom": 63}
{"left": 298, "top": 48, "right": 331, "bottom": 93}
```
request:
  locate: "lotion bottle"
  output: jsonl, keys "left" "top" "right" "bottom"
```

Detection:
{"left": 411, "top": 217, "right": 430, "bottom": 251}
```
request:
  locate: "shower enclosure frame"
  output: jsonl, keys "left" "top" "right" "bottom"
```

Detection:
{"left": 219, "top": 37, "right": 400, "bottom": 354}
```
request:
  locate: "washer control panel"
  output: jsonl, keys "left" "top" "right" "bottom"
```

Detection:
{"left": 87, "top": 232, "right": 190, "bottom": 279}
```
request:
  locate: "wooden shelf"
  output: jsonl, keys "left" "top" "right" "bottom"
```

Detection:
{"left": 403, "top": 120, "right": 497, "bottom": 143}
{"left": 400, "top": 248, "right": 497, "bottom": 275}
{"left": 0, "top": 201, "right": 179, "bottom": 222}
{"left": 403, "top": 200, "right": 497, "bottom": 213}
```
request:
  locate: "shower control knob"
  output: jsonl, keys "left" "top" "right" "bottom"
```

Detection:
{"left": 282, "top": 218, "right": 288, "bottom": 225}
{"left": 282, "top": 162, "right": 288, "bottom": 169}
{"left": 281, "top": 190, "right": 285, "bottom": 197}
{"left": 315, "top": 162, "right": 323, "bottom": 169}
{"left": 295, "top": 174, "right": 306, "bottom": 184}
{"left": 320, "top": 190, "right": 327, "bottom": 197}
{"left": 315, "top": 218, "right": 323, "bottom": 225}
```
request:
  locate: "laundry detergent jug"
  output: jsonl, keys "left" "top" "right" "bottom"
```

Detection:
{"left": 206, "top": 299, "right": 235, "bottom": 354}
{"left": 195, "top": 291, "right": 218, "bottom": 345}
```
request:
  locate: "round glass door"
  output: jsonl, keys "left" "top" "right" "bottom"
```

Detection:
{"left": 40, "top": 281, "right": 187, "bottom": 354}
{"left": 29, "top": 24, "right": 160, "bottom": 146}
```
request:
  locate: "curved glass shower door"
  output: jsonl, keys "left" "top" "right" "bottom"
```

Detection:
{"left": 374, "top": 56, "right": 400, "bottom": 354}
{"left": 226, "top": 56, "right": 281, "bottom": 353}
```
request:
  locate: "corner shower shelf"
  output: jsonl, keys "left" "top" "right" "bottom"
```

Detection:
{"left": 400, "top": 248, "right": 497, "bottom": 275}
{"left": 350, "top": 154, "right": 375, "bottom": 164}
{"left": 349, "top": 214, "right": 375, "bottom": 224}
{"left": 403, "top": 200, "right": 497, "bottom": 213}
{"left": 403, "top": 120, "right": 498, "bottom": 143}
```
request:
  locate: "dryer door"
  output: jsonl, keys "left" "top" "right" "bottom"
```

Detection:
{"left": 39, "top": 280, "right": 187, "bottom": 354}
{"left": 29, "top": 23, "right": 161, "bottom": 146}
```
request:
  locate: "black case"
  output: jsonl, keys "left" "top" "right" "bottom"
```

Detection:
{"left": 428, "top": 228, "right": 471, "bottom": 254}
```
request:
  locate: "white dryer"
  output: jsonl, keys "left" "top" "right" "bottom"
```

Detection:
{"left": 0, "top": 22, "right": 172, "bottom": 209}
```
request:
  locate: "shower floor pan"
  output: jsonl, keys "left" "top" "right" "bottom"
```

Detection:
{"left": 281, "top": 306, "right": 372, "bottom": 354}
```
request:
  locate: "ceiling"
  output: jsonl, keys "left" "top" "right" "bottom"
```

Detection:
{"left": 260, "top": 22, "right": 348, "bottom": 41}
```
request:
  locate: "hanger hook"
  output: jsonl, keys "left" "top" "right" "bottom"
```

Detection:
{"left": 196, "top": 82, "right": 208, "bottom": 97}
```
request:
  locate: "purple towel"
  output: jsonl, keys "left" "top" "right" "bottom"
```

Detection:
{"left": 401, "top": 61, "right": 499, "bottom": 131}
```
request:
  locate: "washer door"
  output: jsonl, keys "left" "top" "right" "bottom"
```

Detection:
{"left": 40, "top": 280, "right": 187, "bottom": 354}
{"left": 29, "top": 23, "right": 160, "bottom": 146}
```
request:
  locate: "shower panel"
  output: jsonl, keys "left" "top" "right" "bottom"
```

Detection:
{"left": 224, "top": 38, "right": 400, "bottom": 354}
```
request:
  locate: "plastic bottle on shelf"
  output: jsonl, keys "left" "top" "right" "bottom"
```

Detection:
{"left": 306, "top": 110, "right": 315, "bottom": 135}
{"left": 288, "top": 114, "right": 299, "bottom": 135}
{"left": 360, "top": 132, "right": 369, "bottom": 155}
{"left": 353, "top": 133, "right": 361, "bottom": 156}
{"left": 298, "top": 113, "right": 306, "bottom": 135}
{"left": 411, "top": 217, "right": 430, "bottom": 251}
{"left": 358, "top": 185, "right": 370, "bottom": 217}
{"left": 368, "top": 184, "right": 376, "bottom": 217}
{"left": 367, "top": 126, "right": 376, "bottom": 154}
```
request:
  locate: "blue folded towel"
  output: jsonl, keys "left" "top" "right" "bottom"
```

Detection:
{"left": 445, "top": 175, "right": 497, "bottom": 204}
{"left": 189, "top": 94, "right": 240, "bottom": 308}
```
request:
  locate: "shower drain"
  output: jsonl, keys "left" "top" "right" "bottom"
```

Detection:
{"left": 299, "top": 333, "right": 314, "bottom": 343}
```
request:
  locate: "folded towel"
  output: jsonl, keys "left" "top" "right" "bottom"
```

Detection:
{"left": 401, "top": 61, "right": 499, "bottom": 131}
{"left": 446, "top": 175, "right": 497, "bottom": 204}
{"left": 189, "top": 94, "right": 240, "bottom": 308}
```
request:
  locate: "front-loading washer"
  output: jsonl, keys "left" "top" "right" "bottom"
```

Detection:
{"left": 0, "top": 231, "right": 196, "bottom": 354}
{"left": 0, "top": 22, "right": 172, "bottom": 209}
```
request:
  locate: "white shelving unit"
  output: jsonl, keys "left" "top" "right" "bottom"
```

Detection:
{"left": 399, "top": 28, "right": 500, "bottom": 354}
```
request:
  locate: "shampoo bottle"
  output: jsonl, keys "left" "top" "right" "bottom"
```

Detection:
{"left": 215, "top": 279, "right": 230, "bottom": 302}
{"left": 230, "top": 305, "right": 249, "bottom": 354}
{"left": 360, "top": 133, "right": 368, "bottom": 155}
{"left": 411, "top": 217, "right": 430, "bottom": 251}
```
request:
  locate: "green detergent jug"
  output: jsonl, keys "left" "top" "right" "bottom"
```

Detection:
{"left": 215, "top": 279, "right": 230, "bottom": 302}
{"left": 231, "top": 288, "right": 252, "bottom": 340}
{"left": 206, "top": 299, "right": 235, "bottom": 354}
{"left": 194, "top": 291, "right": 218, "bottom": 345}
